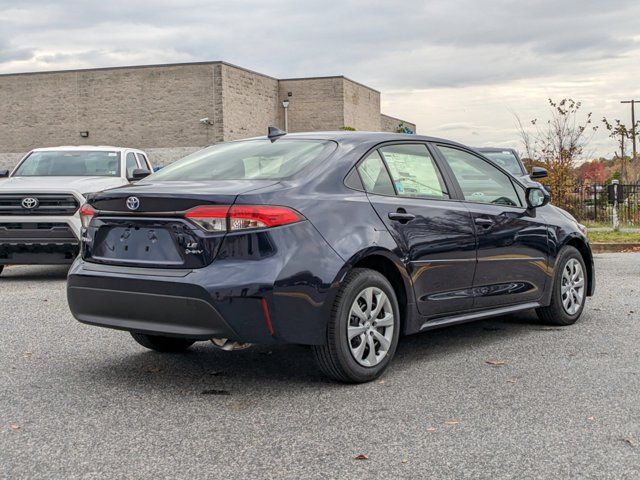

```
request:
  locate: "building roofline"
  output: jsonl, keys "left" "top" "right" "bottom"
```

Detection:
{"left": 0, "top": 60, "right": 278, "bottom": 81}
{"left": 279, "top": 75, "right": 380, "bottom": 93}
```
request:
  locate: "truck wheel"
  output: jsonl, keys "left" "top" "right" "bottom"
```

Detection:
{"left": 312, "top": 268, "right": 400, "bottom": 383}
{"left": 130, "top": 332, "right": 195, "bottom": 352}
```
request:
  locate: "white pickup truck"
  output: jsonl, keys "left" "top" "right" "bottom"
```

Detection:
{"left": 0, "top": 146, "right": 152, "bottom": 275}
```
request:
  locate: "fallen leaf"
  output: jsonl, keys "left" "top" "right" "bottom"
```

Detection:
{"left": 21, "top": 351, "right": 32, "bottom": 359}
{"left": 587, "top": 416, "right": 595, "bottom": 421}
{"left": 444, "top": 420, "right": 460, "bottom": 425}
{"left": 354, "top": 454, "right": 369, "bottom": 460}
{"left": 201, "top": 389, "right": 231, "bottom": 396}
{"left": 621, "top": 437, "right": 636, "bottom": 447}
{"left": 9, "top": 423, "right": 20, "bottom": 431}
{"left": 208, "top": 370, "right": 224, "bottom": 376}
{"left": 378, "top": 380, "right": 385, "bottom": 385}
{"left": 401, "top": 458, "right": 408, "bottom": 464}
{"left": 507, "top": 378, "right": 517, "bottom": 384}
{"left": 146, "top": 367, "right": 162, "bottom": 373}
{"left": 486, "top": 360, "right": 507, "bottom": 367}
{"left": 426, "top": 427, "right": 437, "bottom": 432}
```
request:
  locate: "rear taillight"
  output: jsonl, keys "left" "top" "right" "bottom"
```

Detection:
{"left": 184, "top": 205, "right": 303, "bottom": 232}
{"left": 79, "top": 203, "right": 95, "bottom": 228}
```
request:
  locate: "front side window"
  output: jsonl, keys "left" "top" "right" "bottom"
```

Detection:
{"left": 149, "top": 139, "right": 336, "bottom": 181}
{"left": 379, "top": 144, "right": 448, "bottom": 198}
{"left": 126, "top": 153, "right": 139, "bottom": 178}
{"left": 14, "top": 151, "right": 121, "bottom": 177}
{"left": 437, "top": 146, "right": 521, "bottom": 207}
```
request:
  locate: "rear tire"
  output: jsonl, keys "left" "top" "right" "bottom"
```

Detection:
{"left": 130, "top": 332, "right": 195, "bottom": 352}
{"left": 536, "top": 246, "right": 587, "bottom": 326}
{"left": 312, "top": 268, "right": 400, "bottom": 383}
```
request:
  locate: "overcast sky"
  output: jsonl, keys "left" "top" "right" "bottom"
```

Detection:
{"left": 1, "top": 0, "right": 639, "bottom": 158}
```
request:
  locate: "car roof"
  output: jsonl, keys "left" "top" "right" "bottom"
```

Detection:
{"left": 241, "top": 131, "right": 469, "bottom": 148}
{"left": 30, "top": 146, "right": 144, "bottom": 153}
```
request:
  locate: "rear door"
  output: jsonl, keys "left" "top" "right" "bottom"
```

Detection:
{"left": 435, "top": 145, "right": 549, "bottom": 309}
{"left": 357, "top": 143, "right": 477, "bottom": 317}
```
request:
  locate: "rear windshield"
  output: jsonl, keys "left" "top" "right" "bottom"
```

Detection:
{"left": 481, "top": 151, "right": 523, "bottom": 176}
{"left": 14, "top": 151, "right": 121, "bottom": 177}
{"left": 149, "top": 139, "right": 337, "bottom": 181}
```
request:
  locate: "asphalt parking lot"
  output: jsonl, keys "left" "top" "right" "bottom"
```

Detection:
{"left": 1, "top": 253, "right": 639, "bottom": 479}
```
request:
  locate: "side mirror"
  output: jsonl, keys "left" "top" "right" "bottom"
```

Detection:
{"left": 129, "top": 168, "right": 151, "bottom": 181}
{"left": 526, "top": 186, "right": 550, "bottom": 209}
{"left": 530, "top": 166, "right": 548, "bottom": 179}
{"left": 0, "top": 169, "right": 9, "bottom": 178}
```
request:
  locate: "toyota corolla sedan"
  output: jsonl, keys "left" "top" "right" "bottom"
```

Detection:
{"left": 67, "top": 130, "right": 594, "bottom": 383}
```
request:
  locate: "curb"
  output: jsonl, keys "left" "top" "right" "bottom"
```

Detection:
{"left": 590, "top": 243, "right": 640, "bottom": 253}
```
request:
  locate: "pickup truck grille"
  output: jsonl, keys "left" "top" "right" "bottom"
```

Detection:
{"left": 0, "top": 222, "right": 78, "bottom": 244}
{"left": 0, "top": 193, "right": 79, "bottom": 216}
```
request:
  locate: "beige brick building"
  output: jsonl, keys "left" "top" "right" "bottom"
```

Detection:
{"left": 0, "top": 61, "right": 415, "bottom": 169}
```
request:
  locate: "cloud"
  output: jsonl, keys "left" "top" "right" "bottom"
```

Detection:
{"left": 0, "top": 0, "right": 639, "bottom": 156}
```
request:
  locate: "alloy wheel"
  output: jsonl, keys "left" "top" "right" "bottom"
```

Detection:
{"left": 347, "top": 287, "right": 395, "bottom": 367}
{"left": 561, "top": 258, "right": 585, "bottom": 315}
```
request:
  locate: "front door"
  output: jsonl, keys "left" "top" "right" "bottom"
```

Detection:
{"left": 435, "top": 145, "right": 550, "bottom": 309}
{"left": 356, "top": 143, "right": 477, "bottom": 317}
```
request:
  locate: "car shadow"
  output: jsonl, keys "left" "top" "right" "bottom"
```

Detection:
{"left": 0, "top": 265, "right": 70, "bottom": 281}
{"left": 80, "top": 309, "right": 551, "bottom": 393}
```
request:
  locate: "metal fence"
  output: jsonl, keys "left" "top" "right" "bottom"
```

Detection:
{"left": 559, "top": 183, "right": 640, "bottom": 226}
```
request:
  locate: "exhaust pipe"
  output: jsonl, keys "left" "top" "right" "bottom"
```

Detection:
{"left": 210, "top": 338, "right": 253, "bottom": 351}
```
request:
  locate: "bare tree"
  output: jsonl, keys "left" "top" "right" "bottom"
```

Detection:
{"left": 515, "top": 99, "right": 597, "bottom": 209}
{"left": 602, "top": 117, "right": 640, "bottom": 183}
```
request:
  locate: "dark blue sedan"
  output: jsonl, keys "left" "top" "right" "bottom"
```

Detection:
{"left": 68, "top": 130, "right": 594, "bottom": 382}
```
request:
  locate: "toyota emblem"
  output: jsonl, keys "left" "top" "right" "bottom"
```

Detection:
{"left": 126, "top": 196, "right": 140, "bottom": 211}
{"left": 21, "top": 197, "right": 39, "bottom": 209}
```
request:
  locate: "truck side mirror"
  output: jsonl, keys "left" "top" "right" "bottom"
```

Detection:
{"left": 530, "top": 167, "right": 548, "bottom": 179}
{"left": 129, "top": 168, "right": 151, "bottom": 181}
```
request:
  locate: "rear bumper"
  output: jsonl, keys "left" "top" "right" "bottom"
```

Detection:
{"left": 67, "top": 222, "right": 346, "bottom": 344}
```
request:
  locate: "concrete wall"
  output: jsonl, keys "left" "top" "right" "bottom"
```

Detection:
{"left": 0, "top": 63, "right": 221, "bottom": 153}
{"left": 221, "top": 64, "right": 279, "bottom": 141}
{"left": 381, "top": 113, "right": 416, "bottom": 134}
{"left": 343, "top": 79, "right": 381, "bottom": 131}
{"left": 278, "top": 77, "right": 345, "bottom": 132}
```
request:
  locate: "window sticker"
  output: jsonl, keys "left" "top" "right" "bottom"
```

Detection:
{"left": 108, "top": 152, "right": 117, "bottom": 157}
{"left": 395, "top": 182, "right": 404, "bottom": 193}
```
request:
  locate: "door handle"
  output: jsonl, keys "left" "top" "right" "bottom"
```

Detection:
{"left": 474, "top": 217, "right": 494, "bottom": 228}
{"left": 388, "top": 211, "right": 416, "bottom": 223}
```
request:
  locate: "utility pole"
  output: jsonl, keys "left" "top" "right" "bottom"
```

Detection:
{"left": 621, "top": 99, "right": 639, "bottom": 165}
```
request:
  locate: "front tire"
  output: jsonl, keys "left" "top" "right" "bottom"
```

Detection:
{"left": 312, "top": 268, "right": 400, "bottom": 383}
{"left": 536, "top": 246, "right": 587, "bottom": 326}
{"left": 130, "top": 332, "right": 195, "bottom": 352}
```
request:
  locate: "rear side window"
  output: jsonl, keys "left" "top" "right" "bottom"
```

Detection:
{"left": 149, "top": 139, "right": 336, "bottom": 181}
{"left": 357, "top": 151, "right": 395, "bottom": 196}
{"left": 438, "top": 146, "right": 521, "bottom": 207}
{"left": 379, "top": 144, "right": 448, "bottom": 198}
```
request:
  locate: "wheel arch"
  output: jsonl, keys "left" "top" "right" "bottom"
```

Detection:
{"left": 334, "top": 248, "right": 416, "bottom": 334}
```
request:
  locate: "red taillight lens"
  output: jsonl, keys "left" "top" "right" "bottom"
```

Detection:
{"left": 79, "top": 203, "right": 95, "bottom": 228}
{"left": 184, "top": 205, "right": 303, "bottom": 232}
